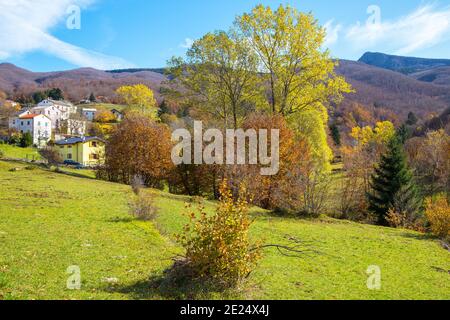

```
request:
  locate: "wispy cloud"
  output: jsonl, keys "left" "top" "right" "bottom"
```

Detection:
{"left": 0, "top": 0, "right": 134, "bottom": 69}
{"left": 323, "top": 20, "right": 342, "bottom": 48}
{"left": 326, "top": 4, "right": 450, "bottom": 56}
{"left": 180, "top": 38, "right": 194, "bottom": 49}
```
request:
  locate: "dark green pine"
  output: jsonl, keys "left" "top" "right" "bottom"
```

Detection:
{"left": 368, "top": 136, "right": 422, "bottom": 225}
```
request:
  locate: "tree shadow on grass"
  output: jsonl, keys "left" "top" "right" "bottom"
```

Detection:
{"left": 107, "top": 216, "right": 134, "bottom": 223}
{"left": 400, "top": 232, "right": 437, "bottom": 241}
{"left": 104, "top": 274, "right": 237, "bottom": 300}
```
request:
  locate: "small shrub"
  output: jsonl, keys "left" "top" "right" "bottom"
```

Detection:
{"left": 189, "top": 196, "right": 204, "bottom": 205}
{"left": 0, "top": 149, "right": 4, "bottom": 159}
{"left": 425, "top": 194, "right": 450, "bottom": 240}
{"left": 129, "top": 191, "right": 158, "bottom": 221}
{"left": 19, "top": 132, "right": 33, "bottom": 148}
{"left": 39, "top": 147, "right": 62, "bottom": 166}
{"left": 386, "top": 208, "right": 425, "bottom": 232}
{"left": 175, "top": 180, "right": 261, "bottom": 289}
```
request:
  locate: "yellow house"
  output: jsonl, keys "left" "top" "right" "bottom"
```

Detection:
{"left": 55, "top": 136, "right": 105, "bottom": 167}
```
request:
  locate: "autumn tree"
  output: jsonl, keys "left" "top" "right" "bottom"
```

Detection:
{"left": 116, "top": 84, "right": 158, "bottom": 118}
{"left": 406, "top": 130, "right": 450, "bottom": 196}
{"left": 101, "top": 115, "right": 174, "bottom": 187}
{"left": 233, "top": 114, "right": 312, "bottom": 214}
{"left": 167, "top": 30, "right": 263, "bottom": 129}
{"left": 95, "top": 109, "right": 116, "bottom": 123}
{"left": 235, "top": 4, "right": 352, "bottom": 116}
{"left": 338, "top": 121, "right": 397, "bottom": 221}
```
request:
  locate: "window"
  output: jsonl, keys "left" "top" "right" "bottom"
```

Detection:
{"left": 27, "top": 121, "right": 30, "bottom": 126}
{"left": 90, "top": 154, "right": 99, "bottom": 160}
{"left": 67, "top": 153, "right": 72, "bottom": 159}
{"left": 91, "top": 141, "right": 97, "bottom": 147}
{"left": 21, "top": 121, "right": 24, "bottom": 126}
{"left": 60, "top": 146, "right": 64, "bottom": 149}
{"left": 38, "top": 122, "right": 41, "bottom": 126}
{"left": 12, "top": 120, "right": 15, "bottom": 125}
{"left": 68, "top": 145, "right": 72, "bottom": 149}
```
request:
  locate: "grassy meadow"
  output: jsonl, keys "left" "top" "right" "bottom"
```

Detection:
{"left": 0, "top": 159, "right": 448, "bottom": 300}
{"left": 0, "top": 144, "right": 41, "bottom": 161}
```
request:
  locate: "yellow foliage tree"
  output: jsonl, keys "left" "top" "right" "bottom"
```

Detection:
{"left": 116, "top": 84, "right": 158, "bottom": 119}
{"left": 351, "top": 121, "right": 396, "bottom": 148}
{"left": 235, "top": 4, "right": 353, "bottom": 115}
{"left": 425, "top": 194, "right": 450, "bottom": 240}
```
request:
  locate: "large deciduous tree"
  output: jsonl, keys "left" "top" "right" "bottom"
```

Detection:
{"left": 235, "top": 4, "right": 352, "bottom": 116}
{"left": 167, "top": 30, "right": 264, "bottom": 129}
{"left": 101, "top": 115, "right": 174, "bottom": 187}
{"left": 116, "top": 84, "right": 158, "bottom": 118}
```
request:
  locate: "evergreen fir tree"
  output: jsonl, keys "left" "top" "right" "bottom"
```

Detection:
{"left": 368, "top": 136, "right": 422, "bottom": 225}
{"left": 89, "top": 93, "right": 96, "bottom": 103}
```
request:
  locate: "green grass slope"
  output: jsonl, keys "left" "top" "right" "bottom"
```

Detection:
{"left": 0, "top": 160, "right": 448, "bottom": 300}
{"left": 0, "top": 145, "right": 41, "bottom": 161}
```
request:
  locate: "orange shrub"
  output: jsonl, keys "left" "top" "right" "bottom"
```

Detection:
{"left": 176, "top": 180, "right": 261, "bottom": 288}
{"left": 425, "top": 194, "right": 450, "bottom": 240}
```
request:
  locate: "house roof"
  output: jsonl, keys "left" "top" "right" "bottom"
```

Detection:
{"left": 39, "top": 99, "right": 74, "bottom": 107}
{"left": 19, "top": 114, "right": 40, "bottom": 119}
{"left": 55, "top": 136, "right": 105, "bottom": 146}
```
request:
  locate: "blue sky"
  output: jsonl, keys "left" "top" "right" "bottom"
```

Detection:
{"left": 1, "top": 0, "right": 450, "bottom": 71}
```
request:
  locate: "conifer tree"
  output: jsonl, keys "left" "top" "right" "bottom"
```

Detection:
{"left": 368, "top": 136, "right": 422, "bottom": 225}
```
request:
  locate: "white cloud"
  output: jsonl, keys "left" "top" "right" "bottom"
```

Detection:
{"left": 323, "top": 20, "right": 342, "bottom": 48}
{"left": 0, "top": 0, "right": 134, "bottom": 69}
{"left": 180, "top": 38, "right": 194, "bottom": 49}
{"left": 344, "top": 4, "right": 450, "bottom": 55}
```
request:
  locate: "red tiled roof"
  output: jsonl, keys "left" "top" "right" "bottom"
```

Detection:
{"left": 19, "top": 114, "right": 39, "bottom": 119}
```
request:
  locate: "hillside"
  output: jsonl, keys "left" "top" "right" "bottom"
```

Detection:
{"left": 0, "top": 159, "right": 448, "bottom": 300}
{"left": 336, "top": 60, "right": 450, "bottom": 116}
{"left": 2, "top": 55, "right": 450, "bottom": 117}
{"left": 359, "top": 52, "right": 450, "bottom": 74}
{"left": 0, "top": 63, "right": 166, "bottom": 102}
{"left": 410, "top": 67, "right": 450, "bottom": 85}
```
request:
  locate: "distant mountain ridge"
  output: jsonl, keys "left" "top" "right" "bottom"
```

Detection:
{"left": 1, "top": 52, "right": 450, "bottom": 117}
{"left": 359, "top": 52, "right": 450, "bottom": 74}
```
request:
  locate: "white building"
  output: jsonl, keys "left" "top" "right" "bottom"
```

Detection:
{"left": 82, "top": 108, "right": 97, "bottom": 121}
{"left": 31, "top": 99, "right": 76, "bottom": 129}
{"left": 9, "top": 114, "right": 52, "bottom": 147}
{"left": 37, "top": 99, "right": 77, "bottom": 114}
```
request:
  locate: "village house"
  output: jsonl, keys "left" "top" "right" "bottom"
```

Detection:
{"left": 31, "top": 99, "right": 76, "bottom": 129}
{"left": 81, "top": 108, "right": 97, "bottom": 121}
{"left": 55, "top": 136, "right": 105, "bottom": 167}
{"left": 9, "top": 113, "right": 52, "bottom": 147}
